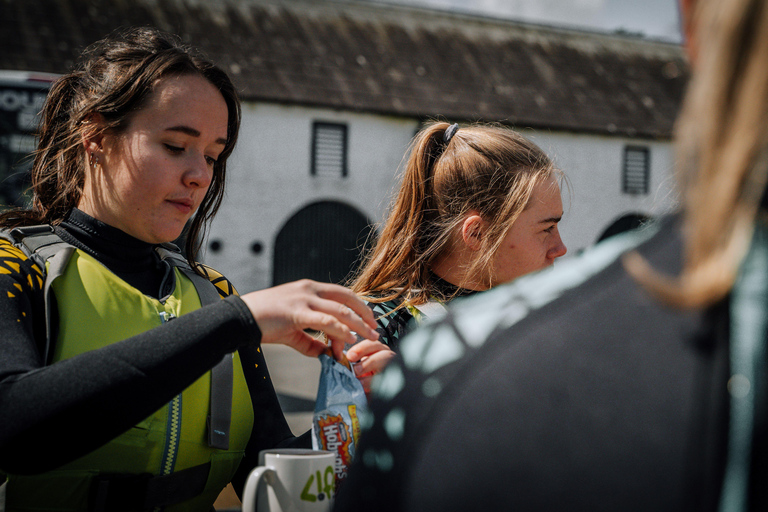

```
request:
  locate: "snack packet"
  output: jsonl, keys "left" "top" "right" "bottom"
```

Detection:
{"left": 312, "top": 347, "right": 368, "bottom": 491}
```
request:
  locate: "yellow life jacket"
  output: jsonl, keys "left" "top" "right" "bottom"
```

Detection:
{"left": 3, "top": 227, "right": 254, "bottom": 511}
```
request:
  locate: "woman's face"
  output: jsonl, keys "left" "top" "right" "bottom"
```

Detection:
{"left": 79, "top": 74, "right": 229, "bottom": 244}
{"left": 488, "top": 176, "right": 567, "bottom": 286}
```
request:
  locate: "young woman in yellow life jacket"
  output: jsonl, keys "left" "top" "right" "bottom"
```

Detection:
{"left": 349, "top": 122, "right": 568, "bottom": 352}
{"left": 0, "top": 27, "right": 390, "bottom": 512}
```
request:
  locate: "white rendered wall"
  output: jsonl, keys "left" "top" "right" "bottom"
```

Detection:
{"left": 205, "top": 102, "right": 418, "bottom": 293}
{"left": 206, "top": 102, "right": 679, "bottom": 293}
{"left": 522, "top": 129, "right": 680, "bottom": 256}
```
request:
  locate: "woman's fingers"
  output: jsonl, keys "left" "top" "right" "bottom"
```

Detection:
{"left": 346, "top": 339, "right": 389, "bottom": 361}
{"left": 306, "top": 305, "right": 377, "bottom": 359}
{"left": 358, "top": 374, "right": 375, "bottom": 394}
{"left": 310, "top": 283, "right": 379, "bottom": 338}
{"left": 292, "top": 330, "right": 334, "bottom": 358}
{"left": 239, "top": 280, "right": 378, "bottom": 357}
{"left": 347, "top": 340, "right": 395, "bottom": 378}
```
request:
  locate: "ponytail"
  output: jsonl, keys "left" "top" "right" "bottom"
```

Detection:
{"left": 350, "top": 122, "right": 460, "bottom": 305}
{"left": 350, "top": 121, "right": 554, "bottom": 306}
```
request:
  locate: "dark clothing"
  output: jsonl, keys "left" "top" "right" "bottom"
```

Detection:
{"left": 365, "top": 275, "right": 477, "bottom": 351}
{"left": 335, "top": 215, "right": 767, "bottom": 511}
{"left": 365, "top": 299, "right": 413, "bottom": 352}
{"left": 0, "top": 209, "right": 307, "bottom": 491}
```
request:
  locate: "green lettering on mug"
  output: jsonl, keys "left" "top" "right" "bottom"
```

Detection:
{"left": 301, "top": 473, "right": 317, "bottom": 503}
{"left": 324, "top": 465, "right": 335, "bottom": 496}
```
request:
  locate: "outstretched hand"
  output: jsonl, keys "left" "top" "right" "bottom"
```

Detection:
{"left": 346, "top": 340, "right": 396, "bottom": 394}
{"left": 239, "top": 279, "right": 379, "bottom": 358}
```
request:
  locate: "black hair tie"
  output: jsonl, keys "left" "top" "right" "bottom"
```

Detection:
{"left": 443, "top": 123, "right": 459, "bottom": 143}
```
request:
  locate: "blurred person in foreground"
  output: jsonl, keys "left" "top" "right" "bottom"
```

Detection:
{"left": 334, "top": 0, "right": 768, "bottom": 509}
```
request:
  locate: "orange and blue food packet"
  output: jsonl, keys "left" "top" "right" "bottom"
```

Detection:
{"left": 312, "top": 347, "right": 368, "bottom": 492}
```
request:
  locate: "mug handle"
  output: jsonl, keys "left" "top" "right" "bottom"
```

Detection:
{"left": 241, "top": 465, "right": 276, "bottom": 512}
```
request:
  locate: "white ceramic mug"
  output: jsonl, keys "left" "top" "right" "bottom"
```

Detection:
{"left": 241, "top": 448, "right": 336, "bottom": 512}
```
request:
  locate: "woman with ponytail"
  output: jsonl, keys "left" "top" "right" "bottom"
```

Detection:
{"left": 349, "top": 121, "right": 567, "bottom": 350}
{"left": 0, "top": 27, "right": 384, "bottom": 511}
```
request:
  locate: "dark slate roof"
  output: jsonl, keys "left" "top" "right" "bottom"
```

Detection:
{"left": 1, "top": 0, "right": 689, "bottom": 138}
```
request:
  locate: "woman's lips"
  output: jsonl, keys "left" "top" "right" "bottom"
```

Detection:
{"left": 168, "top": 198, "right": 193, "bottom": 214}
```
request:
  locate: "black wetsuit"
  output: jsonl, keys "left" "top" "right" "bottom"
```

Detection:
{"left": 0, "top": 209, "right": 308, "bottom": 494}
{"left": 365, "top": 276, "right": 476, "bottom": 352}
{"left": 335, "top": 215, "right": 768, "bottom": 511}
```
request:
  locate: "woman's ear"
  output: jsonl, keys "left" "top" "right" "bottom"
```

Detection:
{"left": 461, "top": 214, "right": 485, "bottom": 251}
{"left": 81, "top": 114, "right": 105, "bottom": 163}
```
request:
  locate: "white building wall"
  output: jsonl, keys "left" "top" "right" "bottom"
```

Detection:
{"left": 205, "top": 102, "right": 418, "bottom": 293}
{"left": 206, "top": 102, "right": 680, "bottom": 293}
{"left": 523, "top": 129, "right": 680, "bottom": 255}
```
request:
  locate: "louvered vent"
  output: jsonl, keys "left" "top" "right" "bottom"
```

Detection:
{"left": 311, "top": 122, "right": 347, "bottom": 177}
{"left": 622, "top": 146, "right": 650, "bottom": 195}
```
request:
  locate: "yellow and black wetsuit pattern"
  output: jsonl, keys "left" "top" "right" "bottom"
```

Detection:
{"left": 196, "top": 263, "right": 238, "bottom": 298}
{"left": 0, "top": 238, "right": 44, "bottom": 320}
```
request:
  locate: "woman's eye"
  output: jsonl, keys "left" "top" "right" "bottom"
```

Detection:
{"left": 205, "top": 156, "right": 217, "bottom": 166}
{"left": 164, "top": 144, "right": 184, "bottom": 154}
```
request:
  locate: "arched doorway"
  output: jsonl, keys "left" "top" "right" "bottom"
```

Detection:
{"left": 273, "top": 201, "right": 375, "bottom": 286}
{"left": 596, "top": 213, "right": 651, "bottom": 244}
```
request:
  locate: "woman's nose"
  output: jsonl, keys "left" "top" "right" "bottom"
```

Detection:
{"left": 548, "top": 233, "right": 567, "bottom": 260}
{"left": 184, "top": 156, "right": 213, "bottom": 189}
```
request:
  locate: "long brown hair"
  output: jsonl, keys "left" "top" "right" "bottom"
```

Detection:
{"left": 0, "top": 27, "right": 241, "bottom": 269}
{"left": 350, "top": 121, "right": 558, "bottom": 306}
{"left": 625, "top": 0, "right": 768, "bottom": 308}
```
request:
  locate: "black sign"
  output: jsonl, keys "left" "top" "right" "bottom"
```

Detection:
{"left": 0, "top": 82, "right": 51, "bottom": 209}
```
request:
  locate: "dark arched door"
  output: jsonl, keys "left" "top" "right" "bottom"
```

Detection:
{"left": 596, "top": 213, "right": 651, "bottom": 244}
{"left": 273, "top": 201, "right": 375, "bottom": 286}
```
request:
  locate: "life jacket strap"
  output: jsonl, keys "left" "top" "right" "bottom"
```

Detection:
{"left": 7, "top": 225, "right": 75, "bottom": 364}
{"left": 9, "top": 225, "right": 64, "bottom": 268}
{"left": 89, "top": 462, "right": 210, "bottom": 512}
{"left": 156, "top": 245, "right": 233, "bottom": 451}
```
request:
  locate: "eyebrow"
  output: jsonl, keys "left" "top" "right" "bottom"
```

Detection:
{"left": 166, "top": 126, "right": 227, "bottom": 146}
{"left": 538, "top": 215, "right": 562, "bottom": 225}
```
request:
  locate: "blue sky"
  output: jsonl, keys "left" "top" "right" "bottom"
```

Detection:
{"left": 366, "top": 0, "right": 683, "bottom": 42}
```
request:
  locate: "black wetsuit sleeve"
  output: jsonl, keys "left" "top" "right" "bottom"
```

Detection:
{"left": 0, "top": 253, "right": 261, "bottom": 475}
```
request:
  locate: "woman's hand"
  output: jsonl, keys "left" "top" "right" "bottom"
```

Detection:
{"left": 346, "top": 340, "right": 396, "bottom": 394}
{"left": 239, "top": 279, "right": 379, "bottom": 358}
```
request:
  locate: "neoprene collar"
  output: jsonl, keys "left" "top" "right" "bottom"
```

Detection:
{"left": 54, "top": 208, "right": 173, "bottom": 299}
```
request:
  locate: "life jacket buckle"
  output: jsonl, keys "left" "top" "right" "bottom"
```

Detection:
{"left": 89, "top": 472, "right": 153, "bottom": 512}
{"left": 9, "top": 224, "right": 54, "bottom": 243}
